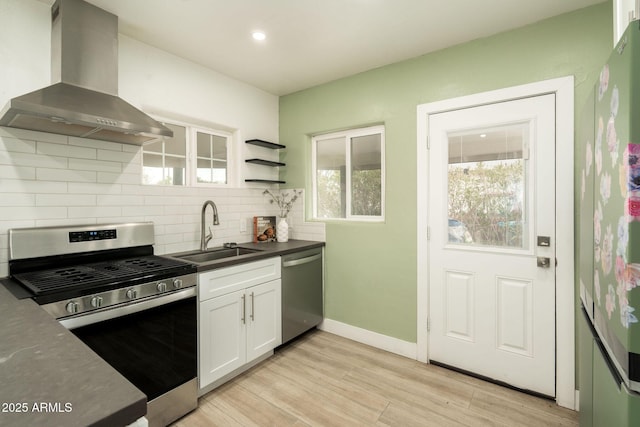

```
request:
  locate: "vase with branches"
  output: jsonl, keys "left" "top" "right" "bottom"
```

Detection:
{"left": 262, "top": 189, "right": 302, "bottom": 219}
{"left": 263, "top": 189, "right": 301, "bottom": 242}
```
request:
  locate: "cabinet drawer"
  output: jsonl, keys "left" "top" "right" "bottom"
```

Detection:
{"left": 199, "top": 257, "right": 281, "bottom": 301}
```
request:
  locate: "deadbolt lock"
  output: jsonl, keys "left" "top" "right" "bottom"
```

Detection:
{"left": 537, "top": 236, "right": 551, "bottom": 247}
{"left": 537, "top": 257, "right": 551, "bottom": 268}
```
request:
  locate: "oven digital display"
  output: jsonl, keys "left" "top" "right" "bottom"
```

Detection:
{"left": 69, "top": 229, "right": 117, "bottom": 242}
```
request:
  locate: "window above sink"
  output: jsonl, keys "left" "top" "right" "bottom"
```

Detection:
{"left": 142, "top": 119, "right": 236, "bottom": 187}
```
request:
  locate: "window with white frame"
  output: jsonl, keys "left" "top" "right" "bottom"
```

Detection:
{"left": 195, "top": 129, "right": 229, "bottom": 184}
{"left": 142, "top": 122, "right": 187, "bottom": 186}
{"left": 142, "top": 120, "right": 231, "bottom": 186}
{"left": 312, "top": 125, "right": 385, "bottom": 220}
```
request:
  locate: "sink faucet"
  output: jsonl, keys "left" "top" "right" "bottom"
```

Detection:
{"left": 200, "top": 200, "right": 220, "bottom": 251}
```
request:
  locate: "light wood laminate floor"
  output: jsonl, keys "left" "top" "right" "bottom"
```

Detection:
{"left": 172, "top": 330, "right": 578, "bottom": 426}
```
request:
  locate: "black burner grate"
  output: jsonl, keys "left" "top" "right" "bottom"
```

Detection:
{"left": 13, "top": 255, "right": 193, "bottom": 296}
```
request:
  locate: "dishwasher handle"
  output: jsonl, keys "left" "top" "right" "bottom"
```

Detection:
{"left": 282, "top": 253, "right": 322, "bottom": 268}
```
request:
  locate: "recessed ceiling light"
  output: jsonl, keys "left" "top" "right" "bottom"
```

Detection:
{"left": 480, "top": 133, "right": 487, "bottom": 138}
{"left": 252, "top": 31, "right": 266, "bottom": 41}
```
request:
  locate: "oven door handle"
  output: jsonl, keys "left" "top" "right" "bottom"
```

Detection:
{"left": 59, "top": 287, "right": 197, "bottom": 329}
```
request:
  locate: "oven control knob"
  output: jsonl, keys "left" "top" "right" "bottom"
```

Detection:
{"left": 173, "top": 279, "right": 183, "bottom": 289}
{"left": 90, "top": 296, "right": 103, "bottom": 308}
{"left": 156, "top": 282, "right": 167, "bottom": 292}
{"left": 126, "top": 288, "right": 138, "bottom": 299}
{"left": 65, "top": 301, "right": 79, "bottom": 314}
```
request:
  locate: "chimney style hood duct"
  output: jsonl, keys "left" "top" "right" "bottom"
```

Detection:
{"left": 0, "top": 0, "right": 172, "bottom": 145}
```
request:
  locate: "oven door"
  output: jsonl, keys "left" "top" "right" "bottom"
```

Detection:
{"left": 60, "top": 289, "right": 196, "bottom": 404}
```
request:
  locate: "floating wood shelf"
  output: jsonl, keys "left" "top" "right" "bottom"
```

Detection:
{"left": 246, "top": 158, "right": 286, "bottom": 167}
{"left": 245, "top": 179, "right": 286, "bottom": 184}
{"left": 245, "top": 139, "right": 285, "bottom": 184}
{"left": 245, "top": 139, "right": 286, "bottom": 150}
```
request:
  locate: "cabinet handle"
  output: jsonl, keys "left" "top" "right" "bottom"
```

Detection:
{"left": 250, "top": 292, "right": 255, "bottom": 321}
{"left": 241, "top": 294, "right": 246, "bottom": 324}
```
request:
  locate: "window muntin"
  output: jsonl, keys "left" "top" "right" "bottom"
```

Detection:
{"left": 313, "top": 126, "right": 385, "bottom": 220}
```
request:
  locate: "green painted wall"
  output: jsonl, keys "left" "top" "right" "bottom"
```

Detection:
{"left": 280, "top": 2, "right": 612, "bottom": 343}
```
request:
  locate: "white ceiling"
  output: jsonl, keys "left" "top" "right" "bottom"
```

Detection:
{"left": 40, "top": 0, "right": 606, "bottom": 96}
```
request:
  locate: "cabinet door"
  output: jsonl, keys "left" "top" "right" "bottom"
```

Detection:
{"left": 199, "top": 290, "right": 246, "bottom": 388}
{"left": 246, "top": 279, "right": 281, "bottom": 363}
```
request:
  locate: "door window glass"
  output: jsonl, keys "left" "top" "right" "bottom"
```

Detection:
{"left": 447, "top": 123, "right": 529, "bottom": 249}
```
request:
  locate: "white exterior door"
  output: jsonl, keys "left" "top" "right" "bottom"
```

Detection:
{"left": 427, "top": 94, "right": 556, "bottom": 397}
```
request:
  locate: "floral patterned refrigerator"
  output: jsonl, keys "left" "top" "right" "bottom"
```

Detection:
{"left": 578, "top": 22, "right": 640, "bottom": 427}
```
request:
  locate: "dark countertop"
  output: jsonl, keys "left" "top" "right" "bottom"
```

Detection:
{"left": 166, "top": 239, "right": 325, "bottom": 272}
{"left": 0, "top": 283, "right": 146, "bottom": 427}
{"left": 0, "top": 239, "right": 323, "bottom": 427}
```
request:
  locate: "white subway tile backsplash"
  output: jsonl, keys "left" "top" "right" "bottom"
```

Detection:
{"left": 97, "top": 149, "right": 139, "bottom": 163}
{"left": 121, "top": 184, "right": 164, "bottom": 196}
{"left": 0, "top": 220, "right": 37, "bottom": 233}
{"left": 91, "top": 207, "right": 124, "bottom": 218}
{"left": 97, "top": 171, "right": 140, "bottom": 184}
{"left": 68, "top": 158, "right": 122, "bottom": 173}
{"left": 0, "top": 127, "right": 68, "bottom": 144}
{"left": 0, "top": 194, "right": 35, "bottom": 206}
{"left": 164, "top": 185, "right": 201, "bottom": 197}
{"left": 121, "top": 160, "right": 142, "bottom": 175}
{"left": 0, "top": 206, "right": 67, "bottom": 220}
{"left": 68, "top": 206, "right": 121, "bottom": 219}
{"left": 0, "top": 165, "right": 36, "bottom": 180}
{"left": 164, "top": 223, "right": 194, "bottom": 235}
{"left": 144, "top": 196, "right": 185, "bottom": 206}
{"left": 122, "top": 205, "right": 161, "bottom": 217}
{"left": 155, "top": 232, "right": 184, "bottom": 246}
{"left": 106, "top": 215, "right": 146, "bottom": 224}
{"left": 36, "top": 194, "right": 96, "bottom": 206}
{"left": 97, "top": 194, "right": 144, "bottom": 206}
{"left": 35, "top": 218, "right": 97, "bottom": 227}
{"left": 38, "top": 141, "right": 96, "bottom": 159}
{"left": 160, "top": 241, "right": 194, "bottom": 255}
{"left": 0, "top": 129, "right": 324, "bottom": 273}
{"left": 37, "top": 168, "right": 96, "bottom": 182}
{"left": 0, "top": 151, "right": 68, "bottom": 169}
{"left": 0, "top": 136, "right": 36, "bottom": 153}
{"left": 1, "top": 179, "right": 67, "bottom": 194}
{"left": 143, "top": 214, "right": 183, "bottom": 226}
{"left": 69, "top": 136, "right": 124, "bottom": 152}
{"left": 122, "top": 144, "right": 141, "bottom": 153}
{"left": 68, "top": 182, "right": 122, "bottom": 195}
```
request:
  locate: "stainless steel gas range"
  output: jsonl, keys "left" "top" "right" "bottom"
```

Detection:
{"left": 5, "top": 222, "right": 198, "bottom": 427}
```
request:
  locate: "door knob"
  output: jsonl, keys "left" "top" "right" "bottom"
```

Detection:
{"left": 537, "top": 257, "right": 551, "bottom": 268}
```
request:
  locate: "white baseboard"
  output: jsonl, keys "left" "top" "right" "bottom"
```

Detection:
{"left": 319, "top": 318, "right": 417, "bottom": 360}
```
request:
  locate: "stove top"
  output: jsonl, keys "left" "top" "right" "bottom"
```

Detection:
{"left": 7, "top": 223, "right": 198, "bottom": 309}
{"left": 13, "top": 255, "right": 194, "bottom": 298}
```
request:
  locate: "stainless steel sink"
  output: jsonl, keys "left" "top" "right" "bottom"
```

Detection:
{"left": 175, "top": 247, "right": 261, "bottom": 264}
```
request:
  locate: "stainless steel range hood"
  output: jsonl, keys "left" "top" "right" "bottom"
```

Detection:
{"left": 0, "top": 0, "right": 172, "bottom": 145}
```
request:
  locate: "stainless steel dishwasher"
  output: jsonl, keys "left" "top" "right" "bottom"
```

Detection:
{"left": 281, "top": 247, "right": 323, "bottom": 344}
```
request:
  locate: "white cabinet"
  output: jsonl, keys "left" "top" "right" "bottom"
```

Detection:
{"left": 198, "top": 257, "right": 281, "bottom": 390}
{"left": 614, "top": 0, "right": 638, "bottom": 46}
